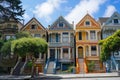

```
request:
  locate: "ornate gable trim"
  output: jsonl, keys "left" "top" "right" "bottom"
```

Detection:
{"left": 76, "top": 13, "right": 100, "bottom": 28}
{"left": 21, "top": 17, "right": 46, "bottom": 31}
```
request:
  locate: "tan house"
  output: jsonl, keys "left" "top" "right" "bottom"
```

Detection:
{"left": 21, "top": 17, "right": 47, "bottom": 73}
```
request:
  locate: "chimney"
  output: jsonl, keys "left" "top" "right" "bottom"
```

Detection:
{"left": 48, "top": 25, "right": 50, "bottom": 29}
{"left": 72, "top": 21, "right": 74, "bottom": 29}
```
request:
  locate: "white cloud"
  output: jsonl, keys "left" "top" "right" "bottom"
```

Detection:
{"left": 33, "top": 0, "right": 67, "bottom": 23}
{"left": 23, "top": 13, "right": 30, "bottom": 20}
{"left": 103, "top": 5, "right": 116, "bottom": 17}
{"left": 65, "top": 0, "right": 106, "bottom": 26}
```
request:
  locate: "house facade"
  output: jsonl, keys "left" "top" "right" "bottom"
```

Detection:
{"left": 0, "top": 18, "right": 23, "bottom": 40}
{"left": 21, "top": 17, "right": 47, "bottom": 73}
{"left": 46, "top": 16, "right": 75, "bottom": 74}
{"left": 99, "top": 12, "right": 120, "bottom": 71}
{"left": 76, "top": 14, "right": 105, "bottom": 73}
{"left": 0, "top": 18, "right": 23, "bottom": 74}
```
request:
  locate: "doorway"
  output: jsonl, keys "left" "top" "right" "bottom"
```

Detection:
{"left": 78, "top": 46, "right": 83, "bottom": 58}
{"left": 50, "top": 49, "right": 55, "bottom": 61}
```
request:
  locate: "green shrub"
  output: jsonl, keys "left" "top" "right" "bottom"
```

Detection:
{"left": 87, "top": 61, "right": 95, "bottom": 72}
{"left": 27, "top": 61, "right": 33, "bottom": 68}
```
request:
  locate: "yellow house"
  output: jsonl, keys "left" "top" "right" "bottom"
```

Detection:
{"left": 75, "top": 14, "right": 105, "bottom": 73}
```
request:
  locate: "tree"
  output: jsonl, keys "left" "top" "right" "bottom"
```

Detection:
{"left": 0, "top": 40, "right": 4, "bottom": 52}
{"left": 1, "top": 40, "right": 11, "bottom": 57}
{"left": 11, "top": 37, "right": 48, "bottom": 77}
{"left": 99, "top": 30, "right": 120, "bottom": 62}
{"left": 15, "top": 31, "right": 32, "bottom": 39}
{"left": 0, "top": 0, "right": 25, "bottom": 22}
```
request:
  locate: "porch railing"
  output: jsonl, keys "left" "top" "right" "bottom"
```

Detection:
{"left": 111, "top": 56, "right": 119, "bottom": 71}
{"left": 44, "top": 58, "right": 50, "bottom": 74}
{"left": 53, "top": 59, "right": 57, "bottom": 74}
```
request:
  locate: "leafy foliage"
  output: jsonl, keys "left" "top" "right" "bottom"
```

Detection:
{"left": 0, "top": 0, "right": 25, "bottom": 22}
{"left": 15, "top": 31, "right": 32, "bottom": 39}
{"left": 1, "top": 41, "right": 11, "bottom": 56}
{"left": 11, "top": 37, "right": 48, "bottom": 57}
{"left": 99, "top": 30, "right": 120, "bottom": 62}
{"left": 87, "top": 61, "right": 95, "bottom": 72}
{"left": 0, "top": 39, "right": 4, "bottom": 53}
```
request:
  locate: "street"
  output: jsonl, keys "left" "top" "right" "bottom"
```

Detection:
{"left": 39, "top": 77, "right": 120, "bottom": 80}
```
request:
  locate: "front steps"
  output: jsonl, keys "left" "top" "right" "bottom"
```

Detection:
{"left": 47, "top": 61, "right": 54, "bottom": 74}
{"left": 78, "top": 59, "right": 85, "bottom": 74}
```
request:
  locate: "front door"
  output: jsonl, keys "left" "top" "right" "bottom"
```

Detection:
{"left": 78, "top": 46, "right": 83, "bottom": 58}
{"left": 50, "top": 49, "right": 55, "bottom": 61}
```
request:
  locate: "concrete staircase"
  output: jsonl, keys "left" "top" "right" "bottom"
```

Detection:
{"left": 47, "top": 61, "right": 54, "bottom": 74}
{"left": 11, "top": 60, "right": 25, "bottom": 75}
{"left": 78, "top": 59, "right": 85, "bottom": 74}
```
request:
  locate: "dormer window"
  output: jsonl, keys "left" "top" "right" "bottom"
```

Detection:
{"left": 85, "top": 21, "right": 90, "bottom": 26}
{"left": 31, "top": 24, "right": 36, "bottom": 29}
{"left": 59, "top": 23, "right": 63, "bottom": 27}
{"left": 113, "top": 19, "right": 118, "bottom": 24}
{"left": 58, "top": 21, "right": 64, "bottom": 27}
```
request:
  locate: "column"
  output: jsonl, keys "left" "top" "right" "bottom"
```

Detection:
{"left": 83, "top": 46, "right": 85, "bottom": 58}
{"left": 69, "top": 48, "right": 71, "bottom": 59}
{"left": 61, "top": 48, "right": 63, "bottom": 59}
{"left": 48, "top": 48, "right": 50, "bottom": 59}
{"left": 96, "top": 31, "right": 98, "bottom": 40}
{"left": 96, "top": 45, "right": 98, "bottom": 56}
{"left": 89, "top": 45, "right": 91, "bottom": 56}
{"left": 76, "top": 46, "right": 78, "bottom": 58}
{"left": 39, "top": 53, "right": 41, "bottom": 59}
{"left": 69, "top": 32, "right": 70, "bottom": 43}
{"left": 72, "top": 47, "right": 74, "bottom": 59}
{"left": 55, "top": 48, "right": 57, "bottom": 59}
{"left": 61, "top": 32, "right": 62, "bottom": 43}
{"left": 88, "top": 31, "right": 90, "bottom": 40}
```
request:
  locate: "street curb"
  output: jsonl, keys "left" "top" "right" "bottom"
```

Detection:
{"left": 38, "top": 75, "right": 120, "bottom": 79}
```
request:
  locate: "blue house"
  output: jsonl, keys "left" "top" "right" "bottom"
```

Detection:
{"left": 99, "top": 12, "right": 120, "bottom": 72}
{"left": 44, "top": 16, "right": 75, "bottom": 74}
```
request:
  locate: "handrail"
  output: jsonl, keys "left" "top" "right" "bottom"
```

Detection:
{"left": 20, "top": 60, "right": 27, "bottom": 74}
{"left": 75, "top": 58, "right": 80, "bottom": 74}
{"left": 10, "top": 57, "right": 21, "bottom": 75}
{"left": 53, "top": 59, "right": 57, "bottom": 74}
{"left": 111, "top": 56, "right": 118, "bottom": 71}
{"left": 84, "top": 58, "right": 88, "bottom": 73}
{"left": 44, "top": 58, "right": 50, "bottom": 74}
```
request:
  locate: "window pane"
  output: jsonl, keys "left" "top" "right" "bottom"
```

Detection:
{"left": 56, "top": 33, "right": 60, "bottom": 42}
{"left": 114, "top": 19, "right": 118, "bottom": 24}
{"left": 63, "top": 48, "right": 69, "bottom": 59}
{"left": 85, "top": 21, "right": 90, "bottom": 26}
{"left": 79, "top": 32, "right": 82, "bottom": 40}
{"left": 91, "top": 46, "right": 97, "bottom": 56}
{"left": 31, "top": 24, "right": 36, "bottom": 29}
{"left": 59, "top": 23, "right": 63, "bottom": 27}
{"left": 62, "top": 32, "right": 69, "bottom": 42}
{"left": 90, "top": 31, "right": 96, "bottom": 40}
{"left": 34, "top": 34, "right": 40, "bottom": 37}
{"left": 5, "top": 35, "right": 11, "bottom": 40}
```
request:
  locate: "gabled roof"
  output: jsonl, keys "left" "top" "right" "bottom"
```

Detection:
{"left": 49, "top": 16, "right": 73, "bottom": 30}
{"left": 104, "top": 12, "right": 120, "bottom": 25}
{"left": 98, "top": 17, "right": 109, "bottom": 25}
{"left": 21, "top": 17, "right": 46, "bottom": 31}
{"left": 76, "top": 13, "right": 100, "bottom": 28}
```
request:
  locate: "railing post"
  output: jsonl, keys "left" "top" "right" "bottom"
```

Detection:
{"left": 116, "top": 64, "right": 119, "bottom": 71}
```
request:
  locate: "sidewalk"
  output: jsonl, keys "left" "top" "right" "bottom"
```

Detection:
{"left": 0, "top": 72, "right": 119, "bottom": 80}
{"left": 0, "top": 75, "right": 31, "bottom": 80}
{"left": 39, "top": 72, "right": 119, "bottom": 79}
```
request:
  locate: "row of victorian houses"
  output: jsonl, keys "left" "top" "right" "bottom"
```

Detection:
{"left": 0, "top": 12, "right": 120, "bottom": 74}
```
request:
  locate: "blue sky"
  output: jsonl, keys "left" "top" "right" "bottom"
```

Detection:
{"left": 21, "top": 0, "right": 120, "bottom": 28}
